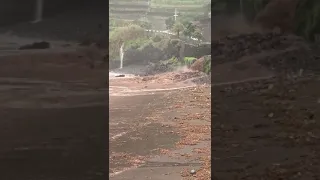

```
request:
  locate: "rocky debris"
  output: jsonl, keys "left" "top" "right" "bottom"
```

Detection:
{"left": 145, "top": 62, "right": 170, "bottom": 75}
{"left": 209, "top": 31, "right": 320, "bottom": 77}
{"left": 191, "top": 75, "right": 211, "bottom": 85}
{"left": 213, "top": 73, "right": 320, "bottom": 179}
{"left": 18, "top": 41, "right": 50, "bottom": 50}
{"left": 189, "top": 55, "right": 211, "bottom": 74}
{"left": 190, "top": 57, "right": 205, "bottom": 72}
{"left": 254, "top": 0, "right": 299, "bottom": 33}
{"left": 214, "top": 73, "right": 316, "bottom": 96}
{"left": 257, "top": 46, "right": 317, "bottom": 73}
{"left": 140, "top": 71, "right": 205, "bottom": 84}
{"left": 211, "top": 32, "right": 307, "bottom": 66}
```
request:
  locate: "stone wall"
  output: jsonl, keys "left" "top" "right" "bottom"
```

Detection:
{"left": 122, "top": 40, "right": 211, "bottom": 66}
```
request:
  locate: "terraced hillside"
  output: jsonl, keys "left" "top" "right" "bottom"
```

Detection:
{"left": 109, "top": 0, "right": 209, "bottom": 30}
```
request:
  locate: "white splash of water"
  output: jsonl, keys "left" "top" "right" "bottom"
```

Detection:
{"left": 119, "top": 43, "right": 124, "bottom": 69}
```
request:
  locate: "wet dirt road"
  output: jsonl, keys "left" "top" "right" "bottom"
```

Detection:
{"left": 109, "top": 69, "right": 211, "bottom": 178}
{"left": 109, "top": 74, "right": 194, "bottom": 176}
{"left": 109, "top": 93, "right": 181, "bottom": 176}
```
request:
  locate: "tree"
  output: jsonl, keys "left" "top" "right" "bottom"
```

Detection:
{"left": 192, "top": 28, "right": 203, "bottom": 42}
{"left": 172, "top": 22, "right": 184, "bottom": 38}
{"left": 109, "top": 24, "right": 145, "bottom": 59}
{"left": 165, "top": 17, "right": 175, "bottom": 30}
{"left": 182, "top": 21, "right": 196, "bottom": 37}
{"left": 132, "top": 20, "right": 152, "bottom": 29}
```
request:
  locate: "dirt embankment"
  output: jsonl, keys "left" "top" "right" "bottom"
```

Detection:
{"left": 210, "top": 16, "right": 320, "bottom": 179}
{"left": 209, "top": 30, "right": 320, "bottom": 84}
{"left": 213, "top": 73, "right": 320, "bottom": 179}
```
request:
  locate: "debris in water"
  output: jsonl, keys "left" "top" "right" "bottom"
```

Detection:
{"left": 115, "top": 75, "right": 125, "bottom": 77}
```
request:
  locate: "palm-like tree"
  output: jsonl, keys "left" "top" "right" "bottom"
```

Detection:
{"left": 172, "top": 22, "right": 184, "bottom": 38}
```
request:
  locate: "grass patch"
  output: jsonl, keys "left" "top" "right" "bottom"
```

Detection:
{"left": 184, "top": 57, "right": 197, "bottom": 66}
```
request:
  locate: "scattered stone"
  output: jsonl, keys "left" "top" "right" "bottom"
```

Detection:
{"left": 268, "top": 112, "right": 274, "bottom": 118}
{"left": 190, "top": 169, "right": 196, "bottom": 175}
{"left": 268, "top": 84, "right": 274, "bottom": 90}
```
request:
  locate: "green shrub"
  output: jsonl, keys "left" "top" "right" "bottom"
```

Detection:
{"left": 168, "top": 56, "right": 182, "bottom": 66}
{"left": 152, "top": 35, "right": 163, "bottom": 42}
{"left": 203, "top": 55, "right": 211, "bottom": 74}
{"left": 184, "top": 57, "right": 196, "bottom": 66}
{"left": 125, "top": 38, "right": 150, "bottom": 50}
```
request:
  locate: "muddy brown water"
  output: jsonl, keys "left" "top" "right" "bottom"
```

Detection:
{"left": 0, "top": 48, "right": 109, "bottom": 180}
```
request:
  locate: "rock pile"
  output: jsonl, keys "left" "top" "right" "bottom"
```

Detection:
{"left": 257, "top": 46, "right": 317, "bottom": 73}
{"left": 208, "top": 31, "right": 320, "bottom": 75}
{"left": 190, "top": 56, "right": 205, "bottom": 72}
{"left": 211, "top": 32, "right": 307, "bottom": 66}
{"left": 190, "top": 55, "right": 211, "bottom": 73}
{"left": 184, "top": 31, "right": 320, "bottom": 83}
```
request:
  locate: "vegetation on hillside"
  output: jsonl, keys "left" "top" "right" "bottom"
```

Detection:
{"left": 150, "top": 0, "right": 208, "bottom": 6}
{"left": 109, "top": 24, "right": 145, "bottom": 59}
{"left": 108, "top": 0, "right": 210, "bottom": 70}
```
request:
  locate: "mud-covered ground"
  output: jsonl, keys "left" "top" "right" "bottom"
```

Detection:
{"left": 109, "top": 79, "right": 211, "bottom": 179}
{"left": 0, "top": 42, "right": 210, "bottom": 179}
{"left": 109, "top": 67, "right": 211, "bottom": 179}
{"left": 209, "top": 31, "right": 320, "bottom": 179}
{"left": 213, "top": 74, "right": 320, "bottom": 179}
